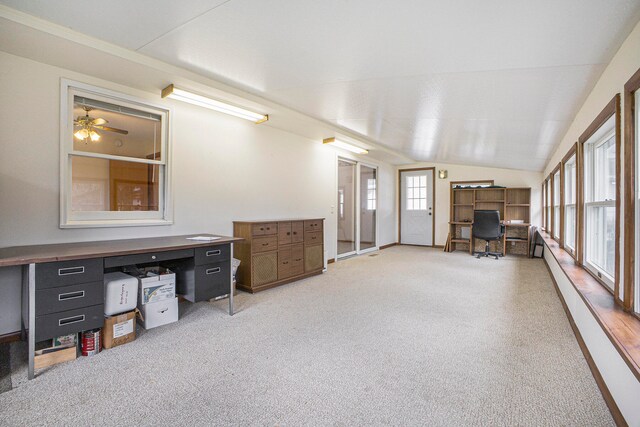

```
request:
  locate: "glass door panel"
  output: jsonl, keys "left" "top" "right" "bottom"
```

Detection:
{"left": 359, "top": 165, "right": 377, "bottom": 251}
{"left": 338, "top": 159, "right": 356, "bottom": 257}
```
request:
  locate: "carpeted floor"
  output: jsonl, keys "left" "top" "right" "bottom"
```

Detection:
{"left": 0, "top": 246, "right": 613, "bottom": 426}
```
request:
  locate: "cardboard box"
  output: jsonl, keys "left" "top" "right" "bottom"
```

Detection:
{"left": 137, "top": 267, "right": 176, "bottom": 306}
{"left": 104, "top": 271, "right": 138, "bottom": 316}
{"left": 139, "top": 297, "right": 178, "bottom": 329}
{"left": 103, "top": 310, "right": 137, "bottom": 349}
{"left": 34, "top": 346, "right": 77, "bottom": 369}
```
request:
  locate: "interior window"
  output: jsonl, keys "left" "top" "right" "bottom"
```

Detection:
{"left": 584, "top": 115, "right": 616, "bottom": 289}
{"left": 367, "top": 178, "right": 377, "bottom": 210}
{"left": 61, "top": 81, "right": 171, "bottom": 227}
{"left": 564, "top": 154, "right": 577, "bottom": 253}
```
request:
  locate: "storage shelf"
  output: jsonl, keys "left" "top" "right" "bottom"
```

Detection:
{"left": 449, "top": 221, "right": 472, "bottom": 225}
{"left": 506, "top": 204, "right": 530, "bottom": 207}
{"left": 475, "top": 200, "right": 505, "bottom": 203}
{"left": 453, "top": 204, "right": 473, "bottom": 207}
{"left": 506, "top": 238, "right": 528, "bottom": 242}
{"left": 451, "top": 239, "right": 470, "bottom": 243}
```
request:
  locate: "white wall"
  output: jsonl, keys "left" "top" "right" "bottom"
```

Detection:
{"left": 0, "top": 51, "right": 397, "bottom": 335}
{"left": 397, "top": 162, "right": 542, "bottom": 246}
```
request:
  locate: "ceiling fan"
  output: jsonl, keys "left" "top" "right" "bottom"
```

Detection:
{"left": 74, "top": 106, "right": 129, "bottom": 142}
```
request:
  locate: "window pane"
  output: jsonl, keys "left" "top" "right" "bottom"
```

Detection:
{"left": 565, "top": 205, "right": 576, "bottom": 250}
{"left": 71, "top": 156, "right": 160, "bottom": 212}
{"left": 586, "top": 204, "right": 615, "bottom": 281}
{"left": 564, "top": 157, "right": 576, "bottom": 204}
{"left": 73, "top": 96, "right": 163, "bottom": 161}
{"left": 419, "top": 187, "right": 427, "bottom": 199}
{"left": 419, "top": 175, "right": 426, "bottom": 187}
{"left": 593, "top": 135, "right": 616, "bottom": 202}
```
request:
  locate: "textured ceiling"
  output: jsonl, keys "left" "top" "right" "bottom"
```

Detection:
{"left": 3, "top": 0, "right": 640, "bottom": 170}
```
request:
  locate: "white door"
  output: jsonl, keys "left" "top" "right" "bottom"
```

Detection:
{"left": 400, "top": 169, "right": 433, "bottom": 246}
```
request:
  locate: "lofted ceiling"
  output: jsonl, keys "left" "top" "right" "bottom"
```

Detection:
{"left": 2, "top": 0, "right": 640, "bottom": 171}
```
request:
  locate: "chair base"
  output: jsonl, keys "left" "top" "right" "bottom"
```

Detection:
{"left": 473, "top": 240, "right": 503, "bottom": 260}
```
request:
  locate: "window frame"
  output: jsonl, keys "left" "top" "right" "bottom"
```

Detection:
{"left": 624, "top": 67, "right": 640, "bottom": 314}
{"left": 60, "top": 79, "right": 173, "bottom": 228}
{"left": 561, "top": 143, "right": 578, "bottom": 259}
{"left": 578, "top": 94, "right": 621, "bottom": 299}
{"left": 544, "top": 177, "right": 551, "bottom": 232}
{"left": 551, "top": 164, "right": 561, "bottom": 242}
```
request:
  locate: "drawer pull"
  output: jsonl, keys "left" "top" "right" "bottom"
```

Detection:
{"left": 58, "top": 290, "right": 85, "bottom": 301}
{"left": 311, "top": 236, "right": 317, "bottom": 239}
{"left": 206, "top": 267, "right": 221, "bottom": 275}
{"left": 260, "top": 227, "right": 264, "bottom": 231}
{"left": 286, "top": 232, "right": 291, "bottom": 235}
{"left": 262, "top": 243, "right": 269, "bottom": 246}
{"left": 206, "top": 250, "right": 222, "bottom": 256}
{"left": 58, "top": 314, "right": 85, "bottom": 326}
{"left": 295, "top": 258, "right": 302, "bottom": 261}
{"left": 293, "top": 232, "right": 297, "bottom": 235}
{"left": 58, "top": 266, "right": 85, "bottom": 276}
{"left": 151, "top": 255, "right": 157, "bottom": 260}
{"left": 283, "top": 261, "right": 289, "bottom": 265}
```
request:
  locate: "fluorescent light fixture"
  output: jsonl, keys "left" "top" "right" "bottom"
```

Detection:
{"left": 322, "top": 137, "right": 368, "bottom": 154}
{"left": 161, "top": 84, "right": 268, "bottom": 124}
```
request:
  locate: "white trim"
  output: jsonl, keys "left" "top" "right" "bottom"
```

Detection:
{"left": 60, "top": 79, "right": 173, "bottom": 228}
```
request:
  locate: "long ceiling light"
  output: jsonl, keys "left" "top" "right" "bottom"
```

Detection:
{"left": 322, "top": 137, "right": 368, "bottom": 154}
{"left": 161, "top": 84, "right": 269, "bottom": 124}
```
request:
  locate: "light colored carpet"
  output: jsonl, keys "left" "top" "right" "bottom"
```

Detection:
{"left": 1, "top": 246, "right": 613, "bottom": 426}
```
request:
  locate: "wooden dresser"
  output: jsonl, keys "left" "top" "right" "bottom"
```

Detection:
{"left": 233, "top": 219, "right": 325, "bottom": 293}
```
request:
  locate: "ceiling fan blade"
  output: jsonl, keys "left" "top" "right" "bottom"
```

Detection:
{"left": 92, "top": 118, "right": 107, "bottom": 126}
{"left": 94, "top": 125, "right": 128, "bottom": 135}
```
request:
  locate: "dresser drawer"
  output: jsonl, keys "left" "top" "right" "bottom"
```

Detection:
{"left": 290, "top": 244, "right": 304, "bottom": 276}
{"left": 104, "top": 248, "right": 193, "bottom": 268}
{"left": 194, "top": 244, "right": 230, "bottom": 265}
{"left": 252, "top": 236, "right": 278, "bottom": 253}
{"left": 277, "top": 247, "right": 292, "bottom": 280}
{"left": 304, "top": 231, "right": 323, "bottom": 246}
{"left": 35, "top": 304, "right": 104, "bottom": 342}
{"left": 36, "top": 258, "right": 103, "bottom": 290}
{"left": 291, "top": 221, "right": 304, "bottom": 243}
{"left": 304, "top": 220, "right": 323, "bottom": 233}
{"left": 194, "top": 261, "right": 231, "bottom": 302}
{"left": 252, "top": 222, "right": 278, "bottom": 236}
{"left": 36, "top": 281, "right": 104, "bottom": 316}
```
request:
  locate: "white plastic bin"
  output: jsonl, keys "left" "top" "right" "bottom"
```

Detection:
{"left": 104, "top": 272, "right": 138, "bottom": 316}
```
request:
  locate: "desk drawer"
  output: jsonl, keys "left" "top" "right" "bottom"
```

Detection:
{"left": 252, "top": 236, "right": 278, "bottom": 253}
{"left": 104, "top": 248, "right": 193, "bottom": 268}
{"left": 194, "top": 244, "right": 230, "bottom": 265}
{"left": 36, "top": 258, "right": 103, "bottom": 290}
{"left": 36, "top": 281, "right": 103, "bottom": 316}
{"left": 35, "top": 304, "right": 104, "bottom": 342}
{"left": 194, "top": 261, "right": 231, "bottom": 302}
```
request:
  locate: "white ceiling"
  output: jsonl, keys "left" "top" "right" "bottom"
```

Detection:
{"left": 2, "top": 0, "right": 640, "bottom": 170}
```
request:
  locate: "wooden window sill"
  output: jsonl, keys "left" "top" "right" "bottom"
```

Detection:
{"left": 540, "top": 231, "right": 640, "bottom": 382}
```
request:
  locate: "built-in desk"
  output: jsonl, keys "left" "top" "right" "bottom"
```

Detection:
{"left": 0, "top": 233, "right": 243, "bottom": 380}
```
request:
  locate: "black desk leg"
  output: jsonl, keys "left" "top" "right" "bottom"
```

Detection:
{"left": 229, "top": 243, "right": 234, "bottom": 316}
{"left": 27, "top": 263, "right": 35, "bottom": 380}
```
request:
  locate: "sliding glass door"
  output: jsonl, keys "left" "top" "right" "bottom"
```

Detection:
{"left": 337, "top": 158, "right": 378, "bottom": 258}
{"left": 360, "top": 165, "right": 377, "bottom": 251}
{"left": 338, "top": 159, "right": 357, "bottom": 257}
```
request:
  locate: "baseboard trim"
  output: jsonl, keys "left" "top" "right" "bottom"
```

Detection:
{"left": 327, "top": 258, "right": 335, "bottom": 264}
{"left": 379, "top": 243, "right": 397, "bottom": 250}
{"left": 0, "top": 331, "right": 21, "bottom": 344}
{"left": 543, "top": 259, "right": 627, "bottom": 427}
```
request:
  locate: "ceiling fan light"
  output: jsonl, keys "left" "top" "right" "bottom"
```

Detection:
{"left": 89, "top": 130, "right": 100, "bottom": 142}
{"left": 74, "top": 129, "right": 89, "bottom": 140}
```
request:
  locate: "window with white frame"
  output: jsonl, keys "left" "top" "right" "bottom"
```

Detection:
{"left": 564, "top": 154, "right": 577, "bottom": 254}
{"left": 61, "top": 81, "right": 171, "bottom": 228}
{"left": 635, "top": 90, "right": 640, "bottom": 313}
{"left": 545, "top": 179, "right": 551, "bottom": 231}
{"left": 584, "top": 115, "right": 616, "bottom": 289}
{"left": 406, "top": 175, "right": 427, "bottom": 210}
{"left": 553, "top": 170, "right": 560, "bottom": 240}
{"left": 367, "top": 179, "right": 376, "bottom": 210}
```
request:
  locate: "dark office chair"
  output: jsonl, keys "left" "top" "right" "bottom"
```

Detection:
{"left": 473, "top": 210, "right": 505, "bottom": 260}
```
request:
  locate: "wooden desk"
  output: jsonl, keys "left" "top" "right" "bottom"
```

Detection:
{"left": 0, "top": 233, "right": 242, "bottom": 380}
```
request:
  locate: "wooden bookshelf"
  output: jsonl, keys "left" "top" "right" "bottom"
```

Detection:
{"left": 448, "top": 186, "right": 532, "bottom": 256}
